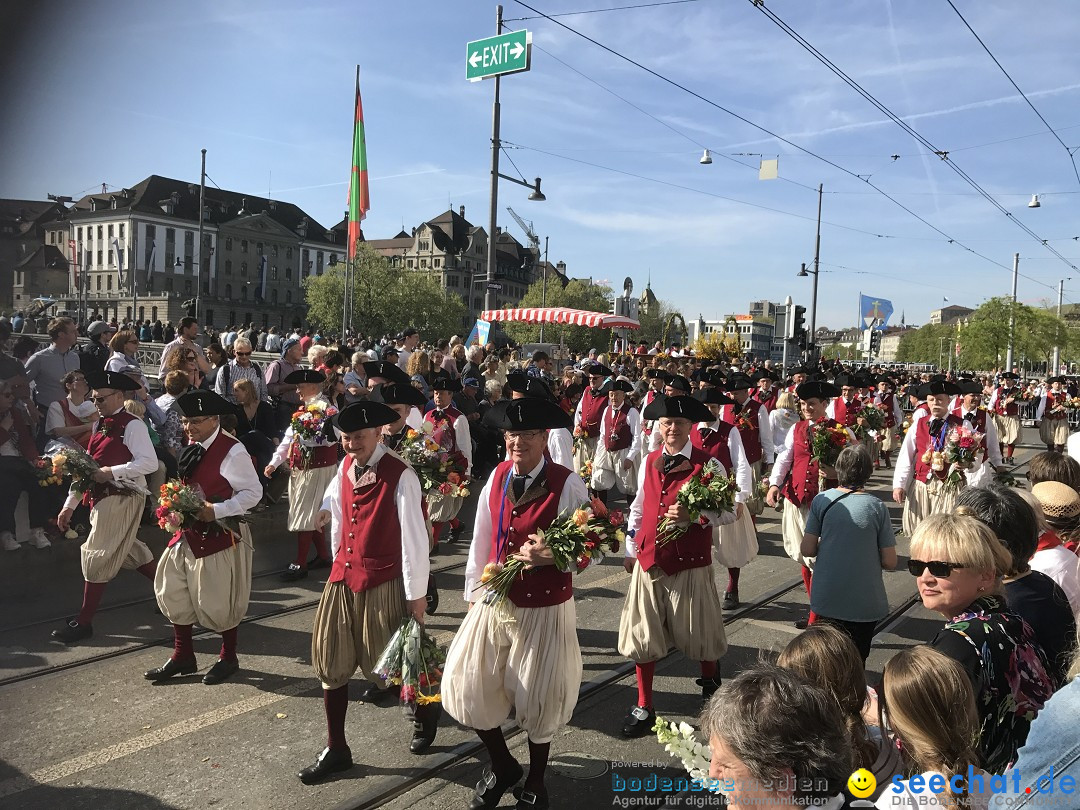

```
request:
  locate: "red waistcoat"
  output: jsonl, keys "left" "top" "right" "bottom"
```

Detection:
{"left": 578, "top": 388, "right": 607, "bottom": 438}
{"left": 950, "top": 406, "right": 990, "bottom": 463}
{"left": 721, "top": 401, "right": 762, "bottom": 465}
{"left": 779, "top": 419, "right": 840, "bottom": 508}
{"left": 330, "top": 453, "right": 407, "bottom": 593}
{"left": 832, "top": 398, "right": 862, "bottom": 428}
{"left": 994, "top": 387, "right": 1021, "bottom": 417}
{"left": 83, "top": 410, "right": 138, "bottom": 507}
{"left": 169, "top": 432, "right": 243, "bottom": 558}
{"left": 487, "top": 461, "right": 574, "bottom": 608}
{"left": 754, "top": 389, "right": 777, "bottom": 412}
{"left": 1044, "top": 392, "right": 1068, "bottom": 420}
{"left": 691, "top": 422, "right": 733, "bottom": 470}
{"left": 288, "top": 443, "right": 338, "bottom": 469}
{"left": 425, "top": 406, "right": 464, "bottom": 451}
{"left": 59, "top": 399, "right": 93, "bottom": 449}
{"left": 634, "top": 446, "right": 714, "bottom": 576}
{"left": 604, "top": 403, "right": 633, "bottom": 451}
{"left": 641, "top": 390, "right": 661, "bottom": 436}
{"left": 912, "top": 414, "right": 963, "bottom": 483}
{"left": 874, "top": 393, "right": 898, "bottom": 428}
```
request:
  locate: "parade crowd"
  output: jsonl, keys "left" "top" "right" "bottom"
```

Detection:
{"left": 1, "top": 312, "right": 1079, "bottom": 810}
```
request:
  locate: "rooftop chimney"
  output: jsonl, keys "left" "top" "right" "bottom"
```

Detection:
{"left": 459, "top": 205, "right": 465, "bottom": 217}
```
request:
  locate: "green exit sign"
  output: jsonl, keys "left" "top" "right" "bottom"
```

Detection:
{"left": 466, "top": 30, "right": 531, "bottom": 81}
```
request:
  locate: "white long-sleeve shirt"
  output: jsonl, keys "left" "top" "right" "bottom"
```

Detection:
{"left": 959, "top": 410, "right": 1003, "bottom": 468}
{"left": 463, "top": 457, "right": 589, "bottom": 599}
{"left": 730, "top": 400, "right": 774, "bottom": 464}
{"left": 625, "top": 439, "right": 736, "bottom": 558}
{"left": 768, "top": 408, "right": 800, "bottom": 459}
{"left": 598, "top": 404, "right": 642, "bottom": 465}
{"left": 63, "top": 407, "right": 158, "bottom": 510}
{"left": 1036, "top": 393, "right": 1067, "bottom": 421}
{"left": 320, "top": 444, "right": 430, "bottom": 601}
{"left": 769, "top": 421, "right": 857, "bottom": 489}
{"left": 196, "top": 427, "right": 262, "bottom": 520}
{"left": 268, "top": 394, "right": 335, "bottom": 470}
{"left": 696, "top": 420, "right": 752, "bottom": 503}
{"left": 547, "top": 427, "right": 574, "bottom": 470}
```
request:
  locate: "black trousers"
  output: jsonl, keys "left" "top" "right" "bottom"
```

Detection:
{"left": 0, "top": 457, "right": 51, "bottom": 533}
{"left": 812, "top": 615, "right": 877, "bottom": 664}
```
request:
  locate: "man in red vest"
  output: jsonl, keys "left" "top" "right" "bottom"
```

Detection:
{"left": 720, "top": 374, "right": 773, "bottom": 517}
{"left": 572, "top": 362, "right": 611, "bottom": 481}
{"left": 442, "top": 397, "right": 588, "bottom": 810}
{"left": 53, "top": 370, "right": 160, "bottom": 643}
{"left": 766, "top": 380, "right": 852, "bottom": 629}
{"left": 892, "top": 380, "right": 964, "bottom": 536}
{"left": 619, "top": 394, "right": 735, "bottom": 738}
{"left": 989, "top": 371, "right": 1023, "bottom": 463}
{"left": 427, "top": 374, "right": 473, "bottom": 546}
{"left": 590, "top": 378, "right": 640, "bottom": 502}
{"left": 751, "top": 369, "right": 779, "bottom": 412}
{"left": 951, "top": 378, "right": 1002, "bottom": 488}
{"left": 873, "top": 376, "right": 904, "bottom": 469}
{"left": 145, "top": 390, "right": 261, "bottom": 685}
{"left": 1037, "top": 376, "right": 1071, "bottom": 452}
{"left": 299, "top": 401, "right": 433, "bottom": 784}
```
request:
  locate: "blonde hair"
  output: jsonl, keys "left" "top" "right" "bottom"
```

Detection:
{"left": 232, "top": 378, "right": 257, "bottom": 404}
{"left": 777, "top": 624, "right": 878, "bottom": 770}
{"left": 882, "top": 646, "right": 981, "bottom": 808}
{"left": 406, "top": 350, "right": 430, "bottom": 377}
{"left": 123, "top": 398, "right": 146, "bottom": 419}
{"left": 307, "top": 344, "right": 329, "bottom": 367}
{"left": 910, "top": 513, "right": 1011, "bottom": 580}
{"left": 775, "top": 391, "right": 797, "bottom": 411}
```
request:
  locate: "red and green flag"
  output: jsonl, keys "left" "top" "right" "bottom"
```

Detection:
{"left": 347, "top": 68, "right": 370, "bottom": 262}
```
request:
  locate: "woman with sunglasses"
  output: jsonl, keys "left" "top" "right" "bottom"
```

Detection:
{"left": 909, "top": 513, "right": 1055, "bottom": 772}
{"left": 162, "top": 345, "right": 205, "bottom": 391}
{"left": 46, "top": 370, "right": 95, "bottom": 449}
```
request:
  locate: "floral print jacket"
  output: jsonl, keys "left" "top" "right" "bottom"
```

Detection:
{"left": 929, "top": 594, "right": 1055, "bottom": 773}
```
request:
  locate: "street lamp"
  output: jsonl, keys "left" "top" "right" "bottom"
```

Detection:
{"left": 485, "top": 174, "right": 545, "bottom": 313}
{"left": 796, "top": 183, "right": 823, "bottom": 360}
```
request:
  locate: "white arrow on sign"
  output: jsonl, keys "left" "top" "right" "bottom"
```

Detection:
{"left": 469, "top": 51, "right": 482, "bottom": 68}
{"left": 509, "top": 42, "right": 525, "bottom": 60}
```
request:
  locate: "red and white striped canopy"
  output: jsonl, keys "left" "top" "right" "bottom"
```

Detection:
{"left": 481, "top": 307, "right": 641, "bottom": 330}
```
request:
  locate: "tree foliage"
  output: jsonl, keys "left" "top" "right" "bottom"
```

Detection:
{"left": 638, "top": 299, "right": 685, "bottom": 347}
{"left": 500, "top": 278, "right": 615, "bottom": 354}
{"left": 302, "top": 243, "right": 466, "bottom": 339}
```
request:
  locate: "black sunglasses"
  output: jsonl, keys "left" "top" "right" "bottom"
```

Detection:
{"left": 907, "top": 559, "right": 965, "bottom": 578}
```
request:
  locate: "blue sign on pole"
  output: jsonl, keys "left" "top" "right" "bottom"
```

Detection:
{"left": 467, "top": 318, "right": 492, "bottom": 346}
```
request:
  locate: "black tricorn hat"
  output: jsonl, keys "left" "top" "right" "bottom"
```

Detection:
{"left": 283, "top": 369, "right": 326, "bottom": 385}
{"left": 430, "top": 375, "right": 462, "bottom": 392}
{"left": 176, "top": 390, "right": 236, "bottom": 417}
{"left": 642, "top": 394, "right": 713, "bottom": 423}
{"left": 796, "top": 380, "right": 841, "bottom": 401}
{"left": 585, "top": 363, "right": 613, "bottom": 378}
{"left": 490, "top": 397, "right": 572, "bottom": 431}
{"left": 333, "top": 401, "right": 399, "bottom": 432}
{"left": 700, "top": 388, "right": 736, "bottom": 406}
{"left": 506, "top": 373, "right": 556, "bottom": 401}
{"left": 918, "top": 380, "right": 962, "bottom": 397}
{"left": 363, "top": 361, "right": 410, "bottom": 386}
{"left": 721, "top": 374, "right": 753, "bottom": 392}
{"left": 644, "top": 368, "right": 662, "bottom": 379}
{"left": 85, "top": 370, "right": 140, "bottom": 392}
{"left": 379, "top": 383, "right": 429, "bottom": 409}
{"left": 608, "top": 378, "right": 634, "bottom": 393}
{"left": 663, "top": 374, "right": 692, "bottom": 393}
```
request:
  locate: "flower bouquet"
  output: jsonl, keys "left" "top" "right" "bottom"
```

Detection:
{"left": 1068, "top": 397, "right": 1080, "bottom": 411}
{"left": 155, "top": 480, "right": 246, "bottom": 535}
{"left": 572, "top": 423, "right": 588, "bottom": 456}
{"left": 856, "top": 405, "right": 886, "bottom": 440}
{"left": 288, "top": 400, "right": 338, "bottom": 468}
{"left": 655, "top": 459, "right": 739, "bottom": 547}
{"left": 652, "top": 715, "right": 719, "bottom": 792}
{"left": 373, "top": 616, "right": 447, "bottom": 707}
{"left": 579, "top": 458, "right": 593, "bottom": 486}
{"left": 810, "top": 423, "right": 853, "bottom": 468}
{"left": 33, "top": 456, "right": 65, "bottom": 488}
{"left": 398, "top": 422, "right": 469, "bottom": 496}
{"left": 476, "top": 498, "right": 627, "bottom": 606}
{"left": 45, "top": 440, "right": 147, "bottom": 497}
{"left": 920, "top": 423, "right": 984, "bottom": 488}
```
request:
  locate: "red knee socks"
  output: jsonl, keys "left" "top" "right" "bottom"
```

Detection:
{"left": 801, "top": 564, "right": 818, "bottom": 624}
{"left": 310, "top": 529, "right": 329, "bottom": 560}
{"left": 699, "top": 660, "right": 717, "bottom": 680}
{"left": 77, "top": 581, "right": 106, "bottom": 626}
{"left": 431, "top": 522, "right": 444, "bottom": 546}
{"left": 136, "top": 560, "right": 157, "bottom": 580}
{"left": 294, "top": 532, "right": 313, "bottom": 568}
{"left": 173, "top": 624, "right": 194, "bottom": 661}
{"left": 220, "top": 626, "right": 238, "bottom": 662}
{"left": 726, "top": 567, "right": 740, "bottom": 593}
{"left": 635, "top": 661, "right": 655, "bottom": 709}
{"left": 324, "top": 685, "right": 350, "bottom": 750}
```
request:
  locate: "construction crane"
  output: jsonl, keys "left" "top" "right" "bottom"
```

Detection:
{"left": 506, "top": 207, "right": 539, "bottom": 253}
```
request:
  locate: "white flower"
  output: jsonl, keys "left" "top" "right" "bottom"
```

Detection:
{"left": 678, "top": 721, "right": 694, "bottom": 737}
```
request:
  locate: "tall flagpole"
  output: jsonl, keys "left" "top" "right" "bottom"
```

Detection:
{"left": 132, "top": 230, "right": 138, "bottom": 328}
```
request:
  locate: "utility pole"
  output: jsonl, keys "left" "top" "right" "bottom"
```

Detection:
{"left": 484, "top": 5, "right": 503, "bottom": 315}
{"left": 810, "top": 183, "right": 822, "bottom": 345}
{"left": 540, "top": 235, "right": 549, "bottom": 343}
{"left": 196, "top": 148, "right": 206, "bottom": 323}
{"left": 1005, "top": 252, "right": 1019, "bottom": 373}
{"left": 1053, "top": 277, "right": 1065, "bottom": 374}
{"left": 781, "top": 295, "right": 792, "bottom": 375}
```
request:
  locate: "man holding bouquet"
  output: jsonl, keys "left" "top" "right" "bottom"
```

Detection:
{"left": 145, "top": 390, "right": 261, "bottom": 685}
{"left": 299, "top": 401, "right": 434, "bottom": 784}
{"left": 951, "top": 378, "right": 1002, "bottom": 488}
{"left": 442, "top": 397, "right": 588, "bottom": 810}
{"left": 892, "top": 379, "right": 965, "bottom": 535}
{"left": 765, "top": 380, "right": 853, "bottom": 629}
{"left": 53, "top": 370, "right": 160, "bottom": 644}
{"left": 619, "top": 394, "right": 736, "bottom": 739}
{"left": 572, "top": 362, "right": 611, "bottom": 482}
{"left": 1036, "top": 376, "right": 1071, "bottom": 452}
{"left": 989, "top": 371, "right": 1023, "bottom": 463}
{"left": 426, "top": 374, "right": 472, "bottom": 547}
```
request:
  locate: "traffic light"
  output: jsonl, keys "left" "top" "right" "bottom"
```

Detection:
{"left": 869, "top": 329, "right": 882, "bottom": 353}
{"left": 791, "top": 305, "right": 807, "bottom": 343}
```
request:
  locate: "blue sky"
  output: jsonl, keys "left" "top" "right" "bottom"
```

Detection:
{"left": 4, "top": 0, "right": 1080, "bottom": 330}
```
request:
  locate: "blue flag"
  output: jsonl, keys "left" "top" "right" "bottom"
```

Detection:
{"left": 466, "top": 318, "right": 491, "bottom": 346}
{"left": 860, "top": 294, "right": 893, "bottom": 330}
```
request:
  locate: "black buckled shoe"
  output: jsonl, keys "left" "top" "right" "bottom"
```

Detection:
{"left": 51, "top": 620, "right": 92, "bottom": 644}
{"left": 513, "top": 786, "right": 550, "bottom": 810}
{"left": 793, "top": 617, "right": 809, "bottom": 630}
{"left": 696, "top": 673, "right": 722, "bottom": 702}
{"left": 144, "top": 656, "right": 198, "bottom": 681}
{"left": 468, "top": 763, "right": 524, "bottom": 810}
{"left": 307, "top": 557, "right": 332, "bottom": 570}
{"left": 447, "top": 523, "right": 462, "bottom": 544}
{"left": 203, "top": 658, "right": 239, "bottom": 685}
{"left": 722, "top": 590, "right": 739, "bottom": 611}
{"left": 426, "top": 574, "right": 439, "bottom": 616}
{"left": 298, "top": 746, "right": 353, "bottom": 785}
{"left": 408, "top": 703, "right": 441, "bottom": 754}
{"left": 357, "top": 681, "right": 399, "bottom": 705}
{"left": 621, "top": 705, "right": 656, "bottom": 738}
{"left": 279, "top": 563, "right": 308, "bottom": 582}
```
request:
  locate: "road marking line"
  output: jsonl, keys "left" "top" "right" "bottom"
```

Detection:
{"left": 0, "top": 680, "right": 317, "bottom": 799}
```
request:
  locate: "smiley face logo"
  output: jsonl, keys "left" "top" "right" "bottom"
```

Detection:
{"left": 847, "top": 768, "right": 876, "bottom": 799}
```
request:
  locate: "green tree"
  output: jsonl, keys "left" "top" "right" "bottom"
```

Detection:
{"left": 637, "top": 300, "right": 685, "bottom": 347}
{"left": 302, "top": 243, "right": 466, "bottom": 339}
{"left": 896, "top": 322, "right": 953, "bottom": 365}
{"left": 500, "top": 278, "right": 614, "bottom": 354}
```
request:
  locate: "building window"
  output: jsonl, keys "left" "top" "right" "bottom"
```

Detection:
{"left": 165, "top": 277, "right": 173, "bottom": 291}
{"left": 286, "top": 290, "right": 292, "bottom": 304}
{"left": 316, "top": 252, "right": 324, "bottom": 275}
{"left": 225, "top": 259, "right": 232, "bottom": 275}
{"left": 184, "top": 232, "right": 194, "bottom": 271}
{"left": 107, "top": 224, "right": 114, "bottom": 238}
{"left": 96, "top": 249, "right": 103, "bottom": 266}
{"left": 241, "top": 240, "right": 248, "bottom": 254}
{"left": 419, "top": 240, "right": 430, "bottom": 251}
{"left": 184, "top": 279, "right": 192, "bottom": 294}
{"left": 407, "top": 259, "right": 413, "bottom": 269}
{"left": 420, "top": 259, "right": 427, "bottom": 268}
{"left": 256, "top": 242, "right": 263, "bottom": 256}
{"left": 146, "top": 223, "right": 155, "bottom": 240}
{"left": 119, "top": 223, "right": 124, "bottom": 238}
{"left": 96, "top": 275, "right": 101, "bottom": 291}
{"left": 241, "top": 286, "right": 247, "bottom": 301}
{"left": 107, "top": 275, "right": 113, "bottom": 291}
{"left": 287, "top": 246, "right": 293, "bottom": 260}
{"left": 271, "top": 244, "right": 279, "bottom": 258}
{"left": 97, "top": 225, "right": 103, "bottom": 240}
{"left": 329, "top": 252, "right": 337, "bottom": 265}
{"left": 271, "top": 289, "right": 278, "bottom": 304}
{"left": 271, "top": 265, "right": 278, "bottom": 281}
{"left": 434, "top": 258, "right": 441, "bottom": 268}
{"left": 225, "top": 284, "right": 232, "bottom": 299}
{"left": 77, "top": 227, "right": 83, "bottom": 241}
{"left": 285, "top": 265, "right": 292, "bottom": 281}
{"left": 226, "top": 237, "right": 233, "bottom": 250}
{"left": 240, "top": 261, "right": 247, "bottom": 277}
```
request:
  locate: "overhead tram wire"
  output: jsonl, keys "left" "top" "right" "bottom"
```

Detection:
{"left": 504, "top": 0, "right": 701, "bottom": 22}
{"left": 945, "top": 0, "right": 1080, "bottom": 189}
{"left": 510, "top": 1, "right": 1026, "bottom": 279}
{"left": 745, "top": 0, "right": 1079, "bottom": 274}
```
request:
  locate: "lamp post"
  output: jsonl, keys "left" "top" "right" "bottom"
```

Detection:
{"left": 796, "top": 184, "right": 823, "bottom": 363}
{"left": 1005, "top": 252, "right": 1019, "bottom": 373}
{"left": 1053, "top": 277, "right": 1069, "bottom": 375}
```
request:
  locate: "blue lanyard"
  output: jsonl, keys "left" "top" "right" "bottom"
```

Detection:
{"left": 930, "top": 419, "right": 949, "bottom": 451}
{"left": 493, "top": 469, "right": 515, "bottom": 564}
